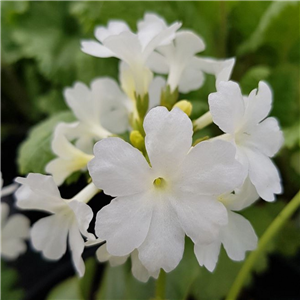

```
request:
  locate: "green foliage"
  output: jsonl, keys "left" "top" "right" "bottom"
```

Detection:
{"left": 1, "top": 261, "right": 24, "bottom": 300}
{"left": 17, "top": 111, "right": 75, "bottom": 174}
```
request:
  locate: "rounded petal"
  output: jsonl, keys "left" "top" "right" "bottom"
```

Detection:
{"left": 96, "top": 244, "right": 129, "bottom": 267}
{"left": 239, "top": 117, "right": 284, "bottom": 158}
{"left": 68, "top": 200, "right": 95, "bottom": 240}
{"left": 209, "top": 81, "right": 245, "bottom": 134}
{"left": 15, "top": 174, "right": 64, "bottom": 213}
{"left": 68, "top": 223, "right": 85, "bottom": 277}
{"left": 147, "top": 51, "right": 169, "bottom": 74}
{"left": 95, "top": 191, "right": 153, "bottom": 256}
{"left": 1, "top": 203, "right": 9, "bottom": 226}
{"left": 2, "top": 214, "right": 30, "bottom": 240}
{"left": 81, "top": 40, "right": 114, "bottom": 58}
{"left": 131, "top": 250, "right": 159, "bottom": 282}
{"left": 178, "top": 64, "right": 205, "bottom": 93}
{"left": 94, "top": 21, "right": 130, "bottom": 43}
{"left": 170, "top": 193, "right": 228, "bottom": 245}
{"left": 1, "top": 238, "right": 27, "bottom": 260}
{"left": 221, "top": 210, "right": 258, "bottom": 261}
{"left": 1, "top": 183, "right": 19, "bottom": 198}
{"left": 221, "top": 177, "right": 260, "bottom": 211}
{"left": 30, "top": 214, "right": 71, "bottom": 260}
{"left": 179, "top": 140, "right": 245, "bottom": 196}
{"left": 138, "top": 195, "right": 185, "bottom": 273}
{"left": 245, "top": 149, "right": 282, "bottom": 201}
{"left": 144, "top": 107, "right": 193, "bottom": 177}
{"left": 194, "top": 240, "right": 221, "bottom": 272}
{"left": 243, "top": 81, "right": 272, "bottom": 126}
{"left": 88, "top": 137, "right": 152, "bottom": 197}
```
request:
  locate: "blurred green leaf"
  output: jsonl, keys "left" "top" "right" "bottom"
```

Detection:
{"left": 1, "top": 261, "right": 24, "bottom": 300}
{"left": 237, "top": 2, "right": 299, "bottom": 58}
{"left": 283, "top": 122, "right": 300, "bottom": 149}
{"left": 17, "top": 111, "right": 75, "bottom": 174}
{"left": 47, "top": 276, "right": 81, "bottom": 300}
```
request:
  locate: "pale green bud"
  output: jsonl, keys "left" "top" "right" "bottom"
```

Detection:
{"left": 130, "top": 130, "right": 145, "bottom": 151}
{"left": 173, "top": 100, "right": 193, "bottom": 117}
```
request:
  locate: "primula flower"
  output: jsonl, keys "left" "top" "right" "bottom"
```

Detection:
{"left": 194, "top": 177, "right": 259, "bottom": 271}
{"left": 147, "top": 30, "right": 235, "bottom": 93}
{"left": 1, "top": 203, "right": 30, "bottom": 260}
{"left": 15, "top": 174, "right": 97, "bottom": 277}
{"left": 81, "top": 13, "right": 181, "bottom": 97}
{"left": 45, "top": 122, "right": 94, "bottom": 185}
{"left": 89, "top": 106, "right": 243, "bottom": 274}
{"left": 209, "top": 81, "right": 284, "bottom": 201}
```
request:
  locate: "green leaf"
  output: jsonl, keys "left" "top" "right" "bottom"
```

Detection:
{"left": 237, "top": 2, "right": 299, "bottom": 58}
{"left": 47, "top": 276, "right": 82, "bottom": 300}
{"left": 1, "top": 261, "right": 24, "bottom": 300}
{"left": 17, "top": 111, "right": 75, "bottom": 174}
{"left": 283, "top": 122, "right": 300, "bottom": 149}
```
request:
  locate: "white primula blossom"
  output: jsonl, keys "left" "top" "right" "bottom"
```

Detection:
{"left": 46, "top": 122, "right": 94, "bottom": 186}
{"left": 1, "top": 203, "right": 30, "bottom": 260}
{"left": 1, "top": 172, "right": 18, "bottom": 197}
{"left": 147, "top": 30, "right": 205, "bottom": 93}
{"left": 89, "top": 106, "right": 244, "bottom": 274}
{"left": 81, "top": 13, "right": 181, "bottom": 97}
{"left": 209, "top": 81, "right": 284, "bottom": 201}
{"left": 15, "top": 174, "right": 98, "bottom": 277}
{"left": 194, "top": 177, "right": 259, "bottom": 272}
{"left": 96, "top": 244, "right": 159, "bottom": 282}
{"left": 147, "top": 30, "right": 235, "bottom": 93}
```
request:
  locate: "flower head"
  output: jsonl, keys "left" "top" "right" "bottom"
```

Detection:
{"left": 89, "top": 106, "right": 243, "bottom": 273}
{"left": 209, "top": 81, "right": 284, "bottom": 201}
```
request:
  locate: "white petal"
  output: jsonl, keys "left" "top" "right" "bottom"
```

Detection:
{"left": 88, "top": 137, "right": 152, "bottom": 197}
{"left": 178, "top": 64, "right": 204, "bottom": 93}
{"left": 243, "top": 81, "right": 272, "bottom": 126}
{"left": 94, "top": 21, "right": 131, "bottom": 43}
{"left": 179, "top": 140, "right": 245, "bottom": 195}
{"left": 209, "top": 81, "right": 245, "bottom": 134}
{"left": 245, "top": 148, "right": 282, "bottom": 201}
{"left": 1, "top": 183, "right": 19, "bottom": 197}
{"left": 147, "top": 51, "right": 169, "bottom": 74}
{"left": 148, "top": 76, "right": 166, "bottom": 109}
{"left": 2, "top": 214, "right": 30, "bottom": 240}
{"left": 239, "top": 117, "right": 283, "bottom": 158}
{"left": 170, "top": 193, "right": 227, "bottom": 245}
{"left": 221, "top": 210, "right": 257, "bottom": 261}
{"left": 95, "top": 191, "right": 153, "bottom": 256}
{"left": 1, "top": 238, "right": 27, "bottom": 260}
{"left": 68, "top": 200, "right": 94, "bottom": 240}
{"left": 221, "top": 177, "right": 260, "bottom": 211}
{"left": 90, "top": 77, "right": 130, "bottom": 134}
{"left": 194, "top": 240, "right": 221, "bottom": 272}
{"left": 144, "top": 107, "right": 193, "bottom": 177}
{"left": 15, "top": 174, "right": 64, "bottom": 213}
{"left": 30, "top": 214, "right": 71, "bottom": 260}
{"left": 81, "top": 40, "right": 114, "bottom": 58}
{"left": 138, "top": 194, "right": 185, "bottom": 273}
{"left": 193, "top": 57, "right": 235, "bottom": 87}
{"left": 96, "top": 244, "right": 128, "bottom": 267}
{"left": 131, "top": 249, "right": 159, "bottom": 282}
{"left": 68, "top": 223, "right": 85, "bottom": 277}
{"left": 1, "top": 202, "right": 9, "bottom": 226}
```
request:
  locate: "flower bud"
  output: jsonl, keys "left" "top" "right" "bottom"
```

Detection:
{"left": 173, "top": 100, "right": 193, "bottom": 117}
{"left": 130, "top": 130, "right": 145, "bottom": 151}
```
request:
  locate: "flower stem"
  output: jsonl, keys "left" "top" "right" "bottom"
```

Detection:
{"left": 193, "top": 111, "right": 213, "bottom": 132}
{"left": 155, "top": 269, "right": 166, "bottom": 299}
{"left": 72, "top": 182, "right": 101, "bottom": 203}
{"left": 226, "top": 190, "right": 300, "bottom": 300}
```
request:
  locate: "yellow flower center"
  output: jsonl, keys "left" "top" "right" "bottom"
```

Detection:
{"left": 153, "top": 177, "right": 166, "bottom": 188}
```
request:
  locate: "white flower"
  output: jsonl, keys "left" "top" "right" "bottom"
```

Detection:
{"left": 81, "top": 13, "right": 181, "bottom": 97}
{"left": 194, "top": 177, "right": 259, "bottom": 271}
{"left": 96, "top": 244, "right": 159, "bottom": 282}
{"left": 45, "top": 122, "right": 94, "bottom": 186}
{"left": 209, "top": 81, "right": 284, "bottom": 201}
{"left": 1, "top": 203, "right": 30, "bottom": 260}
{"left": 89, "top": 106, "right": 243, "bottom": 274}
{"left": 15, "top": 174, "right": 97, "bottom": 277}
{"left": 147, "top": 30, "right": 235, "bottom": 93}
{"left": 1, "top": 172, "right": 18, "bottom": 197}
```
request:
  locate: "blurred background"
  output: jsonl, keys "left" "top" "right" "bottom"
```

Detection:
{"left": 1, "top": 1, "right": 300, "bottom": 299}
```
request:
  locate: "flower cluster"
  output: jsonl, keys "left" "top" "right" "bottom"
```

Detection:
{"left": 2, "top": 13, "right": 283, "bottom": 282}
